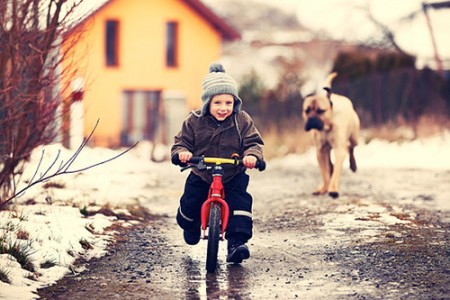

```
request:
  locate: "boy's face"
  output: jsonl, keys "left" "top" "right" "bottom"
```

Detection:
{"left": 209, "top": 94, "right": 234, "bottom": 121}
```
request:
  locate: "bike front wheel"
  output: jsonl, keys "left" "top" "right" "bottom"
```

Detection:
{"left": 206, "top": 202, "right": 221, "bottom": 273}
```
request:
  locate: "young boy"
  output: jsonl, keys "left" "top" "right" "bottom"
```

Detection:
{"left": 171, "top": 62, "right": 264, "bottom": 264}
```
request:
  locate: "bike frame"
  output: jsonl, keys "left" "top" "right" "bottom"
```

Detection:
{"left": 173, "top": 154, "right": 265, "bottom": 272}
{"left": 200, "top": 165, "right": 230, "bottom": 240}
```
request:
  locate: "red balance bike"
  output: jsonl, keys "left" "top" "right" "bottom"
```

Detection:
{"left": 172, "top": 154, "right": 266, "bottom": 273}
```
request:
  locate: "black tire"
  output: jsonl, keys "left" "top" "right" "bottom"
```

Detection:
{"left": 206, "top": 202, "right": 221, "bottom": 273}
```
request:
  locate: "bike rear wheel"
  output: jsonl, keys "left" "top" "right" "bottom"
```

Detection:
{"left": 206, "top": 202, "right": 221, "bottom": 273}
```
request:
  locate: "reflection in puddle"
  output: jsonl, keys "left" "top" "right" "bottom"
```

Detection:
{"left": 205, "top": 272, "right": 222, "bottom": 298}
{"left": 182, "top": 255, "right": 251, "bottom": 299}
{"left": 226, "top": 264, "right": 251, "bottom": 298}
{"left": 182, "top": 257, "right": 202, "bottom": 299}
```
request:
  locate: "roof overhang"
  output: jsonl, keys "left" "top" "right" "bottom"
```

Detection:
{"left": 184, "top": 0, "right": 241, "bottom": 41}
{"left": 64, "top": 0, "right": 240, "bottom": 41}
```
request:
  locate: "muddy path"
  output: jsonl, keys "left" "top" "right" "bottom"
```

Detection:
{"left": 37, "top": 163, "right": 450, "bottom": 299}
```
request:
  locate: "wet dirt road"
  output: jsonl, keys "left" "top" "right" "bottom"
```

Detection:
{"left": 38, "top": 162, "right": 450, "bottom": 299}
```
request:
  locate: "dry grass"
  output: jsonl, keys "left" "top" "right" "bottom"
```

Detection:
{"left": 362, "top": 115, "right": 450, "bottom": 144}
{"left": 262, "top": 115, "right": 450, "bottom": 159}
{"left": 262, "top": 125, "right": 313, "bottom": 159}
{"left": 0, "top": 268, "right": 11, "bottom": 284}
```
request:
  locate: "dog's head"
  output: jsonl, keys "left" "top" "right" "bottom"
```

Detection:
{"left": 302, "top": 93, "right": 333, "bottom": 131}
{"left": 302, "top": 72, "right": 337, "bottom": 132}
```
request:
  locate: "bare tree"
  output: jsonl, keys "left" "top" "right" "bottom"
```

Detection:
{"left": 363, "top": 1, "right": 450, "bottom": 75}
{"left": 0, "top": 0, "right": 86, "bottom": 205}
{"left": 362, "top": 4, "right": 411, "bottom": 56}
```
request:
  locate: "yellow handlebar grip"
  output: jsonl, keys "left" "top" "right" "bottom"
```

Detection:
{"left": 203, "top": 157, "right": 239, "bottom": 165}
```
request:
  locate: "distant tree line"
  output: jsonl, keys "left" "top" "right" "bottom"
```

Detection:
{"left": 239, "top": 59, "right": 303, "bottom": 133}
{"left": 331, "top": 51, "right": 450, "bottom": 126}
{"left": 239, "top": 50, "right": 450, "bottom": 133}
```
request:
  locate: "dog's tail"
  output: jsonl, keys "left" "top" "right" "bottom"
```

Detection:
{"left": 324, "top": 72, "right": 337, "bottom": 90}
{"left": 323, "top": 72, "right": 337, "bottom": 100}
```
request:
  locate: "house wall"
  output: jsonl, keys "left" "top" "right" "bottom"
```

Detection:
{"left": 63, "top": 0, "right": 223, "bottom": 147}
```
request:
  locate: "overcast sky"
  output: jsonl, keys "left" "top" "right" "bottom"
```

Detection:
{"left": 254, "top": 0, "right": 450, "bottom": 68}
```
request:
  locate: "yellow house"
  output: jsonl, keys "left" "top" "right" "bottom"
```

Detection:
{"left": 62, "top": 0, "right": 240, "bottom": 149}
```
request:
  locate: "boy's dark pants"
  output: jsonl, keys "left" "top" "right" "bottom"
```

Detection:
{"left": 176, "top": 172, "right": 253, "bottom": 242}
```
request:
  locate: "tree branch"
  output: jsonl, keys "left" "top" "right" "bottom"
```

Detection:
{"left": 0, "top": 119, "right": 139, "bottom": 208}
{"left": 364, "top": 5, "right": 411, "bottom": 56}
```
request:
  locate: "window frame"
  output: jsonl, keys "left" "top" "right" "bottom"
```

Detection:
{"left": 166, "top": 21, "right": 179, "bottom": 68}
{"left": 105, "top": 19, "right": 119, "bottom": 67}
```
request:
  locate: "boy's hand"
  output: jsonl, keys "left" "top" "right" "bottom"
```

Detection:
{"left": 179, "top": 151, "right": 193, "bottom": 163}
{"left": 243, "top": 155, "right": 257, "bottom": 169}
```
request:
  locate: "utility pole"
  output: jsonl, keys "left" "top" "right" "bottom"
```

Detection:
{"left": 422, "top": 1, "right": 450, "bottom": 76}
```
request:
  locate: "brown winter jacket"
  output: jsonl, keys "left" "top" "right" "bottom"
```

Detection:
{"left": 171, "top": 110, "right": 264, "bottom": 183}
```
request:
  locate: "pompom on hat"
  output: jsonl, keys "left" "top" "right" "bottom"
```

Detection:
{"left": 200, "top": 62, "right": 242, "bottom": 116}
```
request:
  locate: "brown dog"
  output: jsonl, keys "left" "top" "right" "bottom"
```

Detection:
{"left": 302, "top": 72, "right": 360, "bottom": 198}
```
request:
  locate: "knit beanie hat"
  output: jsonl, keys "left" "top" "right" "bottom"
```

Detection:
{"left": 200, "top": 62, "right": 242, "bottom": 116}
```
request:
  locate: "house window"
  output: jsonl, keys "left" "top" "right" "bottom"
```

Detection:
{"left": 105, "top": 20, "right": 119, "bottom": 66}
{"left": 166, "top": 21, "right": 178, "bottom": 67}
{"left": 121, "top": 91, "right": 161, "bottom": 146}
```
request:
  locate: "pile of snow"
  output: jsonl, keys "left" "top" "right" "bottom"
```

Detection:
{"left": 0, "top": 142, "right": 163, "bottom": 300}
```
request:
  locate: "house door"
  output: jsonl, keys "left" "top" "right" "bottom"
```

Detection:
{"left": 121, "top": 90, "right": 162, "bottom": 146}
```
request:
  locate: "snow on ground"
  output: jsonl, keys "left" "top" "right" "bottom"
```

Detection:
{"left": 1, "top": 132, "right": 450, "bottom": 299}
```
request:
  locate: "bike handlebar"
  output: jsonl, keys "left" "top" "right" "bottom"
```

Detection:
{"left": 171, "top": 154, "right": 266, "bottom": 171}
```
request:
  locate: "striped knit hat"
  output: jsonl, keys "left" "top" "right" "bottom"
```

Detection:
{"left": 200, "top": 62, "right": 242, "bottom": 116}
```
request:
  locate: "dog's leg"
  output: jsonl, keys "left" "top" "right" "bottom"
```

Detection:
{"left": 349, "top": 131, "right": 358, "bottom": 172}
{"left": 314, "top": 146, "right": 331, "bottom": 195}
{"left": 328, "top": 147, "right": 347, "bottom": 198}
{"left": 349, "top": 145, "right": 357, "bottom": 172}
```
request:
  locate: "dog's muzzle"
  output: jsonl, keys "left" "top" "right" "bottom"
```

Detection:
{"left": 304, "top": 116, "right": 324, "bottom": 131}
